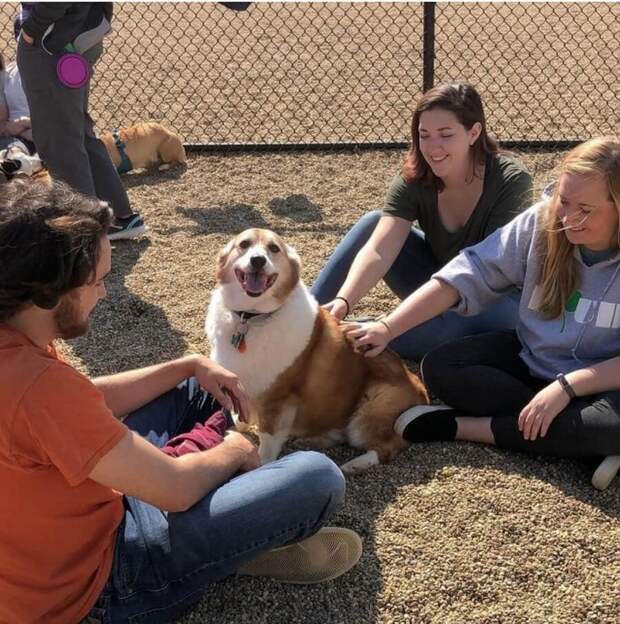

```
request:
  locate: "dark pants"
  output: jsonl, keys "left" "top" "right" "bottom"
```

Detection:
{"left": 421, "top": 331, "right": 620, "bottom": 457}
{"left": 16, "top": 38, "right": 132, "bottom": 218}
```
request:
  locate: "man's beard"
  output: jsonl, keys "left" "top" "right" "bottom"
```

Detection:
{"left": 53, "top": 294, "right": 89, "bottom": 339}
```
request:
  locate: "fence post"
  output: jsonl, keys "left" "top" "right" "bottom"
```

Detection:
{"left": 422, "top": 2, "right": 436, "bottom": 92}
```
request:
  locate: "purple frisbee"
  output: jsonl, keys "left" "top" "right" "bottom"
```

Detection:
{"left": 56, "top": 53, "right": 90, "bottom": 88}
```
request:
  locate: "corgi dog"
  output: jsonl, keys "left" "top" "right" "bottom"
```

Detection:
{"left": 101, "top": 122, "right": 186, "bottom": 173}
{"left": 205, "top": 228, "right": 429, "bottom": 474}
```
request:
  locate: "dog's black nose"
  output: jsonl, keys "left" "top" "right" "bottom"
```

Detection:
{"left": 250, "top": 255, "right": 266, "bottom": 270}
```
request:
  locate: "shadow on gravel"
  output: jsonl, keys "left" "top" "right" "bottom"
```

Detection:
{"left": 174, "top": 200, "right": 346, "bottom": 237}
{"left": 119, "top": 164, "right": 188, "bottom": 189}
{"left": 67, "top": 237, "right": 189, "bottom": 376}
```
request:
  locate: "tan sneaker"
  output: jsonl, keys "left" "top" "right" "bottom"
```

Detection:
{"left": 237, "top": 527, "right": 362, "bottom": 584}
{"left": 592, "top": 455, "right": 620, "bottom": 490}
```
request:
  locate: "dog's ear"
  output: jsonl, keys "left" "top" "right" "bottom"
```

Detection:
{"left": 285, "top": 243, "right": 301, "bottom": 283}
{"left": 216, "top": 239, "right": 236, "bottom": 283}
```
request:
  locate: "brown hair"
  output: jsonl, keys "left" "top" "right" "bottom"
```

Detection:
{"left": 537, "top": 136, "right": 620, "bottom": 318}
{"left": 402, "top": 81, "right": 498, "bottom": 191}
{"left": 0, "top": 179, "right": 111, "bottom": 321}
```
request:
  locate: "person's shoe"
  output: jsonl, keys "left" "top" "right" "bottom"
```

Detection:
{"left": 108, "top": 214, "right": 147, "bottom": 240}
{"left": 394, "top": 404, "right": 457, "bottom": 442}
{"left": 237, "top": 527, "right": 362, "bottom": 584}
{"left": 592, "top": 455, "right": 620, "bottom": 490}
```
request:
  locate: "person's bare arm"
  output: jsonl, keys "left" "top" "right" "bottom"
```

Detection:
{"left": 89, "top": 430, "right": 260, "bottom": 511}
{"left": 93, "top": 354, "right": 250, "bottom": 421}
{"left": 343, "top": 278, "right": 460, "bottom": 357}
{"left": 325, "top": 215, "right": 412, "bottom": 319}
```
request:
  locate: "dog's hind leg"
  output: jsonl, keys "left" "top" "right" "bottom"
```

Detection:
{"left": 258, "top": 405, "right": 296, "bottom": 465}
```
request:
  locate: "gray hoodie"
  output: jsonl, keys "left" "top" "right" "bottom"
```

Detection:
{"left": 434, "top": 203, "right": 620, "bottom": 379}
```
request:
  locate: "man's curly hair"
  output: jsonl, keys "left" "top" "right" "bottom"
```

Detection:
{"left": 0, "top": 179, "right": 111, "bottom": 322}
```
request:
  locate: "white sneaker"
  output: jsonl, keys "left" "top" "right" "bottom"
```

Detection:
{"left": 237, "top": 527, "right": 362, "bottom": 584}
{"left": 592, "top": 455, "right": 620, "bottom": 490}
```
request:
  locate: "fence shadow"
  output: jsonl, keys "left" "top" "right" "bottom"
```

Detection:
{"left": 67, "top": 238, "right": 189, "bottom": 376}
{"left": 187, "top": 437, "right": 619, "bottom": 623}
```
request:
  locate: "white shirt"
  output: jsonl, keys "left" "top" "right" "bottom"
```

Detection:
{"left": 3, "top": 62, "right": 30, "bottom": 121}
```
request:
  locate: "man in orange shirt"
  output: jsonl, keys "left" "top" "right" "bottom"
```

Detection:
{"left": 0, "top": 180, "right": 362, "bottom": 624}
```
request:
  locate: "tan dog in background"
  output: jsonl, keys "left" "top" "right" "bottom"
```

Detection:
{"left": 205, "top": 228, "right": 429, "bottom": 475}
{"left": 101, "top": 122, "right": 186, "bottom": 172}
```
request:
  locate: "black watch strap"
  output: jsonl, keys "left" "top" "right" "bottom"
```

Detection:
{"left": 556, "top": 373, "right": 577, "bottom": 400}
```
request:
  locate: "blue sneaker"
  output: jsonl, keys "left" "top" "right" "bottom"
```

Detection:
{"left": 107, "top": 214, "right": 147, "bottom": 240}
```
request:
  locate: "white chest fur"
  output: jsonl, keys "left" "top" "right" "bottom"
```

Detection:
{"left": 205, "top": 283, "right": 318, "bottom": 398}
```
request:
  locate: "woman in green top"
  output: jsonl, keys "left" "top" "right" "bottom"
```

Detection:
{"left": 311, "top": 81, "right": 533, "bottom": 360}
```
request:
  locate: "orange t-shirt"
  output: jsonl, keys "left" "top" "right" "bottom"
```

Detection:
{"left": 0, "top": 325, "right": 128, "bottom": 624}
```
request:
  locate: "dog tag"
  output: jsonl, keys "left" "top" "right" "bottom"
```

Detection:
{"left": 231, "top": 318, "right": 249, "bottom": 352}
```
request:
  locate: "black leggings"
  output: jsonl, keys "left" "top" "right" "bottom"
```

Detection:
{"left": 421, "top": 331, "right": 620, "bottom": 457}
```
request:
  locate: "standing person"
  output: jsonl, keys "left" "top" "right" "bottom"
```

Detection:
{"left": 345, "top": 137, "right": 620, "bottom": 489}
{"left": 312, "top": 81, "right": 533, "bottom": 360}
{"left": 15, "top": 2, "right": 146, "bottom": 240}
{"left": 0, "top": 180, "right": 361, "bottom": 624}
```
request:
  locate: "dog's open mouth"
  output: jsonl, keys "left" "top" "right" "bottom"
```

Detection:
{"left": 235, "top": 269, "right": 278, "bottom": 297}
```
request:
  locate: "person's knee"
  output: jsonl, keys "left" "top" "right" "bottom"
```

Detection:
{"left": 288, "top": 451, "right": 346, "bottom": 506}
{"left": 419, "top": 346, "right": 450, "bottom": 398}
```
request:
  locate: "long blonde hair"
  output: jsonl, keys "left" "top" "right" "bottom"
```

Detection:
{"left": 537, "top": 136, "right": 620, "bottom": 318}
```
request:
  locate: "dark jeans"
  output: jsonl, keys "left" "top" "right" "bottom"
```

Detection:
{"left": 16, "top": 37, "right": 132, "bottom": 218}
{"left": 89, "top": 379, "right": 345, "bottom": 624}
{"left": 421, "top": 331, "right": 620, "bottom": 457}
{"left": 311, "top": 211, "right": 519, "bottom": 361}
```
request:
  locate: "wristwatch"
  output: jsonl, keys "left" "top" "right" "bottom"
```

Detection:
{"left": 556, "top": 372, "right": 577, "bottom": 400}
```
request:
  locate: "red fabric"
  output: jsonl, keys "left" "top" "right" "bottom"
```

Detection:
{"left": 161, "top": 410, "right": 229, "bottom": 457}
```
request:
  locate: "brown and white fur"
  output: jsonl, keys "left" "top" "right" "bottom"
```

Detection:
{"left": 101, "top": 122, "right": 186, "bottom": 171}
{"left": 205, "top": 228, "right": 429, "bottom": 475}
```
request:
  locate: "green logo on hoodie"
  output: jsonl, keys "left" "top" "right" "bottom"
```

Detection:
{"left": 561, "top": 290, "right": 582, "bottom": 332}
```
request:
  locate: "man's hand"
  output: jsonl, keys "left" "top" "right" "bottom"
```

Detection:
{"left": 323, "top": 298, "right": 349, "bottom": 321}
{"left": 222, "top": 431, "right": 261, "bottom": 472}
{"left": 193, "top": 356, "right": 251, "bottom": 422}
{"left": 518, "top": 381, "right": 570, "bottom": 441}
{"left": 341, "top": 320, "right": 391, "bottom": 357}
{"left": 21, "top": 31, "right": 34, "bottom": 45}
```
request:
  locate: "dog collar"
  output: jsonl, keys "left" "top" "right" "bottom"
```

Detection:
{"left": 112, "top": 129, "right": 133, "bottom": 174}
{"left": 230, "top": 310, "right": 275, "bottom": 352}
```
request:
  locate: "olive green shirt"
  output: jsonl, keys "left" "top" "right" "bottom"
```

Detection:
{"left": 383, "top": 154, "right": 533, "bottom": 265}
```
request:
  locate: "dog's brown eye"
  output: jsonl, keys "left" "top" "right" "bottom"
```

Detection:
{"left": 268, "top": 243, "right": 280, "bottom": 253}
{"left": 239, "top": 239, "right": 251, "bottom": 250}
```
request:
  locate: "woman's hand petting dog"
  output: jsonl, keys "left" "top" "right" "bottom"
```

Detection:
{"left": 323, "top": 298, "right": 349, "bottom": 321}
{"left": 192, "top": 355, "right": 251, "bottom": 422}
{"left": 341, "top": 320, "right": 391, "bottom": 357}
{"left": 518, "top": 381, "right": 570, "bottom": 441}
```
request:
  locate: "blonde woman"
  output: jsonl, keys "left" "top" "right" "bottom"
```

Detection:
{"left": 346, "top": 137, "right": 620, "bottom": 488}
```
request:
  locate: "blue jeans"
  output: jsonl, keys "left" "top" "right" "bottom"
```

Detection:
{"left": 311, "top": 210, "right": 519, "bottom": 361}
{"left": 89, "top": 379, "right": 345, "bottom": 624}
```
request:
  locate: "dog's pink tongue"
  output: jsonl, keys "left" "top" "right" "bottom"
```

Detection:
{"left": 246, "top": 272, "right": 268, "bottom": 293}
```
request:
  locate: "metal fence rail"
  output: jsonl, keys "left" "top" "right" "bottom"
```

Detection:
{"left": 0, "top": 2, "right": 617, "bottom": 150}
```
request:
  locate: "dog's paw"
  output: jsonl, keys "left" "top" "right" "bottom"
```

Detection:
{"left": 340, "top": 450, "right": 379, "bottom": 475}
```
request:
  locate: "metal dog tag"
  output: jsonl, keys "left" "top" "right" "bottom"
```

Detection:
{"left": 231, "top": 317, "right": 249, "bottom": 352}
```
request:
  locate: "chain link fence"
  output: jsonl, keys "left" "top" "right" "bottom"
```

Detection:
{"left": 1, "top": 2, "right": 618, "bottom": 150}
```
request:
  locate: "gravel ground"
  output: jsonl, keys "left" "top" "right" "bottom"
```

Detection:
{"left": 55, "top": 148, "right": 620, "bottom": 624}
